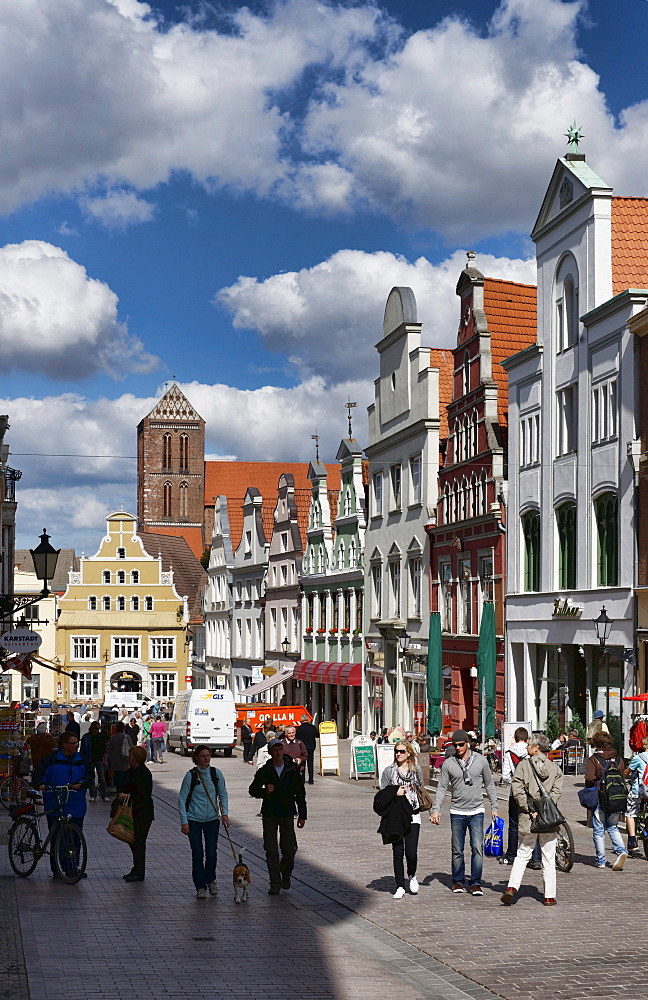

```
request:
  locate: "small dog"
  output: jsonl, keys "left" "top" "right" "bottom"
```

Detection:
{"left": 233, "top": 852, "right": 251, "bottom": 904}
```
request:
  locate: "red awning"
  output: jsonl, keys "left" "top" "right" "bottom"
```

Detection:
{"left": 312, "top": 660, "right": 338, "bottom": 684}
{"left": 292, "top": 660, "right": 312, "bottom": 681}
{"left": 302, "top": 660, "right": 323, "bottom": 682}
{"left": 337, "top": 662, "right": 362, "bottom": 686}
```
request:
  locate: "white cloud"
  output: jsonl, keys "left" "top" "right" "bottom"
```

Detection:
{"left": 217, "top": 248, "right": 536, "bottom": 382}
{"left": 81, "top": 190, "right": 156, "bottom": 230}
{"left": 0, "top": 241, "right": 158, "bottom": 378}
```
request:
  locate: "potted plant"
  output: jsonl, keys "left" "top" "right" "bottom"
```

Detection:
{"left": 305, "top": 627, "right": 313, "bottom": 634}
{"left": 329, "top": 628, "right": 338, "bottom": 635}
{"left": 341, "top": 627, "right": 350, "bottom": 634}
{"left": 316, "top": 628, "right": 326, "bottom": 634}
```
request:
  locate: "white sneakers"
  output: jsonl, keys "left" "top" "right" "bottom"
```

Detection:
{"left": 393, "top": 886, "right": 406, "bottom": 899}
{"left": 208, "top": 881, "right": 218, "bottom": 896}
{"left": 409, "top": 876, "right": 419, "bottom": 894}
{"left": 612, "top": 852, "right": 627, "bottom": 871}
{"left": 196, "top": 887, "right": 207, "bottom": 899}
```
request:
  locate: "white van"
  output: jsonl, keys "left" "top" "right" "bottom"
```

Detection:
{"left": 168, "top": 689, "right": 237, "bottom": 757}
{"left": 102, "top": 693, "right": 152, "bottom": 713}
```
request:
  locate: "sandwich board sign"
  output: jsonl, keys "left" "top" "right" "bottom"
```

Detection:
{"left": 350, "top": 735, "right": 375, "bottom": 779}
{"left": 319, "top": 720, "right": 340, "bottom": 775}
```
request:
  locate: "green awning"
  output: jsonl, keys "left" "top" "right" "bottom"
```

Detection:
{"left": 477, "top": 601, "right": 496, "bottom": 738}
{"left": 426, "top": 612, "right": 442, "bottom": 736}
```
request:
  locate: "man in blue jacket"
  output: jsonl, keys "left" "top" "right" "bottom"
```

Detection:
{"left": 32, "top": 732, "right": 93, "bottom": 878}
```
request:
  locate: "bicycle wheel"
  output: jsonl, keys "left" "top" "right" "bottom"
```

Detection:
{"left": 555, "top": 821, "right": 574, "bottom": 873}
{"left": 8, "top": 818, "right": 39, "bottom": 877}
{"left": 0, "top": 775, "right": 29, "bottom": 810}
{"left": 53, "top": 821, "right": 87, "bottom": 884}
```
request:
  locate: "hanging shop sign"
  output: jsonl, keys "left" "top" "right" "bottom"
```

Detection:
{"left": 1, "top": 630, "right": 42, "bottom": 653}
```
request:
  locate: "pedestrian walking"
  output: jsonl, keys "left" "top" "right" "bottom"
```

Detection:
{"left": 32, "top": 732, "right": 92, "bottom": 879}
{"left": 295, "top": 714, "right": 319, "bottom": 784}
{"left": 584, "top": 730, "right": 629, "bottom": 870}
{"left": 119, "top": 745, "right": 154, "bottom": 882}
{"left": 150, "top": 716, "right": 167, "bottom": 763}
{"left": 107, "top": 722, "right": 132, "bottom": 792}
{"left": 501, "top": 734, "right": 563, "bottom": 907}
{"left": 142, "top": 714, "right": 153, "bottom": 762}
{"left": 249, "top": 738, "right": 306, "bottom": 895}
{"left": 499, "top": 727, "right": 542, "bottom": 870}
{"left": 586, "top": 709, "right": 609, "bottom": 750}
{"left": 64, "top": 711, "right": 81, "bottom": 741}
{"left": 379, "top": 740, "right": 426, "bottom": 899}
{"left": 27, "top": 722, "right": 56, "bottom": 769}
{"left": 281, "top": 725, "right": 308, "bottom": 777}
{"left": 430, "top": 729, "right": 498, "bottom": 895}
{"left": 241, "top": 718, "right": 254, "bottom": 763}
{"left": 178, "top": 746, "right": 229, "bottom": 899}
{"left": 80, "top": 721, "right": 109, "bottom": 801}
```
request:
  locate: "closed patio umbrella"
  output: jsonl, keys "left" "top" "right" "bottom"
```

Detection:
{"left": 427, "top": 612, "right": 442, "bottom": 736}
{"left": 477, "top": 601, "right": 496, "bottom": 739}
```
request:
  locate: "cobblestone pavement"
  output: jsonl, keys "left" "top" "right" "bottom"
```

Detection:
{"left": 3, "top": 750, "right": 648, "bottom": 1000}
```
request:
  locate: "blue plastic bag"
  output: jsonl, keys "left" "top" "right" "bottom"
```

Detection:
{"left": 484, "top": 816, "right": 505, "bottom": 856}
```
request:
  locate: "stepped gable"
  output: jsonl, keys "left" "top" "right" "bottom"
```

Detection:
{"left": 430, "top": 348, "right": 454, "bottom": 441}
{"left": 146, "top": 384, "right": 202, "bottom": 422}
{"left": 139, "top": 531, "right": 207, "bottom": 621}
{"left": 611, "top": 198, "right": 648, "bottom": 295}
{"left": 484, "top": 278, "right": 537, "bottom": 425}
{"left": 204, "top": 461, "right": 340, "bottom": 552}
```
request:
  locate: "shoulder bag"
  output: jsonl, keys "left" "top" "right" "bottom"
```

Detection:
{"left": 529, "top": 760, "right": 565, "bottom": 833}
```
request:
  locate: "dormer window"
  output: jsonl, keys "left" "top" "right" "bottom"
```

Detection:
{"left": 117, "top": 548, "right": 125, "bottom": 559}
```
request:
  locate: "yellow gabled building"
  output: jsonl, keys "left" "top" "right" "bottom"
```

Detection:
{"left": 56, "top": 510, "right": 206, "bottom": 705}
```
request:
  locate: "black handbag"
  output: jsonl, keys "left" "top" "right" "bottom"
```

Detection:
{"left": 529, "top": 760, "right": 565, "bottom": 833}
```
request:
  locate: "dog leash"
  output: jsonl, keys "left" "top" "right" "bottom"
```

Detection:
{"left": 197, "top": 769, "right": 238, "bottom": 861}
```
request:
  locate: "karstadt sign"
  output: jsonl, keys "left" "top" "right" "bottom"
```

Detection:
{"left": 1, "top": 630, "right": 42, "bottom": 652}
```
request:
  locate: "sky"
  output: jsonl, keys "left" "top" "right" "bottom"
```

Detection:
{"left": 2, "top": 0, "right": 648, "bottom": 553}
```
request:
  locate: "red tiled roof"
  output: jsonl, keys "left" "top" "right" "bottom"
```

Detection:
{"left": 611, "top": 198, "right": 648, "bottom": 296}
{"left": 204, "top": 461, "right": 340, "bottom": 552}
{"left": 430, "top": 348, "right": 454, "bottom": 440}
{"left": 141, "top": 524, "right": 204, "bottom": 560}
{"left": 139, "top": 531, "right": 207, "bottom": 620}
{"left": 484, "top": 278, "right": 537, "bottom": 425}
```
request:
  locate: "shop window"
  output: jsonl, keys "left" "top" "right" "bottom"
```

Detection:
{"left": 557, "top": 502, "right": 577, "bottom": 590}
{"left": 595, "top": 493, "right": 618, "bottom": 587}
{"left": 522, "top": 511, "right": 541, "bottom": 591}
{"left": 73, "top": 672, "right": 100, "bottom": 698}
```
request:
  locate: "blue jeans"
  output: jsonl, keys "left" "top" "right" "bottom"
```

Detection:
{"left": 450, "top": 812, "right": 484, "bottom": 886}
{"left": 145, "top": 737, "right": 153, "bottom": 762}
{"left": 187, "top": 819, "right": 220, "bottom": 890}
{"left": 592, "top": 807, "right": 626, "bottom": 865}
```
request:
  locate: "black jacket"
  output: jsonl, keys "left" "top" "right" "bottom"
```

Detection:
{"left": 249, "top": 757, "right": 307, "bottom": 821}
{"left": 373, "top": 784, "right": 414, "bottom": 844}
{"left": 251, "top": 731, "right": 268, "bottom": 755}
{"left": 241, "top": 723, "right": 253, "bottom": 743}
{"left": 120, "top": 764, "right": 154, "bottom": 822}
{"left": 295, "top": 722, "right": 318, "bottom": 752}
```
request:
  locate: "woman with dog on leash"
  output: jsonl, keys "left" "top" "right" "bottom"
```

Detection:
{"left": 178, "top": 746, "right": 230, "bottom": 899}
{"left": 379, "top": 740, "right": 427, "bottom": 899}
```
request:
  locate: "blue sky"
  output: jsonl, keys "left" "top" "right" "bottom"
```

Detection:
{"left": 2, "top": 0, "right": 648, "bottom": 552}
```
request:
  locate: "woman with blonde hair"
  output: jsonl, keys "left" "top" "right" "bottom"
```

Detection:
{"left": 379, "top": 740, "right": 427, "bottom": 899}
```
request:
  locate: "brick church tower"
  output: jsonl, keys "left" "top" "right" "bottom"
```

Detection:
{"left": 137, "top": 385, "right": 206, "bottom": 556}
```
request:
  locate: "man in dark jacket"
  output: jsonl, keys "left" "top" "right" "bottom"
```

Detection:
{"left": 80, "top": 721, "right": 109, "bottom": 801}
{"left": 64, "top": 711, "right": 81, "bottom": 740}
{"left": 32, "top": 732, "right": 93, "bottom": 878}
{"left": 249, "top": 739, "right": 307, "bottom": 895}
{"left": 295, "top": 714, "right": 318, "bottom": 785}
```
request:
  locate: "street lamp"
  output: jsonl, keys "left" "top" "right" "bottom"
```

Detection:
{"left": 398, "top": 630, "right": 410, "bottom": 653}
{"left": 0, "top": 527, "right": 60, "bottom": 622}
{"left": 281, "top": 637, "right": 300, "bottom": 662}
{"left": 594, "top": 606, "right": 613, "bottom": 648}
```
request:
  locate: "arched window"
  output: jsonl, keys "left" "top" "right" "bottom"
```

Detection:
{"left": 131, "top": 570, "right": 139, "bottom": 584}
{"left": 444, "top": 484, "right": 450, "bottom": 524}
{"left": 522, "top": 511, "right": 540, "bottom": 591}
{"left": 117, "top": 570, "right": 125, "bottom": 584}
{"left": 163, "top": 433, "right": 172, "bottom": 470}
{"left": 455, "top": 421, "right": 461, "bottom": 463}
{"left": 471, "top": 474, "right": 478, "bottom": 517}
{"left": 117, "top": 596, "right": 126, "bottom": 611}
{"left": 88, "top": 596, "right": 97, "bottom": 611}
{"left": 131, "top": 596, "right": 139, "bottom": 611}
{"left": 163, "top": 482, "right": 172, "bottom": 519}
{"left": 556, "top": 502, "right": 577, "bottom": 590}
{"left": 144, "top": 596, "right": 153, "bottom": 612}
{"left": 453, "top": 481, "right": 460, "bottom": 521}
{"left": 480, "top": 470, "right": 487, "bottom": 514}
{"left": 461, "top": 477, "right": 468, "bottom": 520}
{"left": 179, "top": 434, "right": 189, "bottom": 471}
{"left": 595, "top": 493, "right": 618, "bottom": 586}
{"left": 117, "top": 547, "right": 125, "bottom": 559}
{"left": 102, "top": 596, "right": 111, "bottom": 611}
{"left": 463, "top": 416, "right": 470, "bottom": 460}
{"left": 344, "top": 488, "right": 352, "bottom": 516}
{"left": 179, "top": 482, "right": 189, "bottom": 519}
{"left": 463, "top": 350, "right": 470, "bottom": 395}
{"left": 349, "top": 538, "right": 357, "bottom": 566}
{"left": 555, "top": 256, "right": 579, "bottom": 352}
{"left": 102, "top": 570, "right": 110, "bottom": 584}
{"left": 472, "top": 411, "right": 478, "bottom": 454}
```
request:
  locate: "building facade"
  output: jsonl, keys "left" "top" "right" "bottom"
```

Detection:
{"left": 505, "top": 151, "right": 648, "bottom": 747}
{"left": 55, "top": 510, "right": 198, "bottom": 704}
{"left": 230, "top": 488, "right": 269, "bottom": 698}
{"left": 364, "top": 287, "right": 452, "bottom": 735}
{"left": 430, "top": 262, "right": 536, "bottom": 732}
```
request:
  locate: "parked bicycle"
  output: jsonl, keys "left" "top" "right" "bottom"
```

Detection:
{"left": 7, "top": 785, "right": 87, "bottom": 884}
{"left": 555, "top": 820, "right": 575, "bottom": 872}
{"left": 0, "top": 750, "right": 31, "bottom": 810}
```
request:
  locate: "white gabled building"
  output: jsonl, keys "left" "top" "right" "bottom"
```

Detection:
{"left": 204, "top": 496, "right": 233, "bottom": 689}
{"left": 230, "top": 488, "right": 269, "bottom": 699}
{"left": 505, "top": 147, "right": 648, "bottom": 749}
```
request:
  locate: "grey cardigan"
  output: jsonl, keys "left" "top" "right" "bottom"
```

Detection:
{"left": 433, "top": 753, "right": 498, "bottom": 814}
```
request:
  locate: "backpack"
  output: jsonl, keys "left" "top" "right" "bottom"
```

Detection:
{"left": 185, "top": 766, "right": 219, "bottom": 811}
{"left": 596, "top": 754, "right": 628, "bottom": 813}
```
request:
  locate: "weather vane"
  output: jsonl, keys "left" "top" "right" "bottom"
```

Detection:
{"left": 311, "top": 431, "right": 320, "bottom": 463}
{"left": 564, "top": 120, "right": 585, "bottom": 154}
{"left": 346, "top": 399, "right": 357, "bottom": 438}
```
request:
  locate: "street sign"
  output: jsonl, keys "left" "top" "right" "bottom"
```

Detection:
{"left": 261, "top": 666, "right": 277, "bottom": 677}
{"left": 1, "top": 630, "right": 42, "bottom": 652}
{"left": 350, "top": 735, "right": 375, "bottom": 779}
